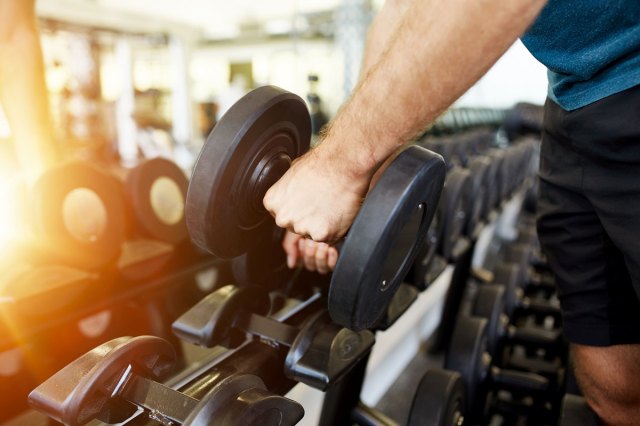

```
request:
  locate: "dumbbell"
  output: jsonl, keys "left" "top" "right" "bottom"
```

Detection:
{"left": 438, "top": 167, "right": 472, "bottom": 262}
{"left": 465, "top": 156, "right": 492, "bottom": 237}
{"left": 28, "top": 161, "right": 126, "bottom": 270}
{"left": 172, "top": 284, "right": 375, "bottom": 390}
{"left": 186, "top": 86, "right": 446, "bottom": 331}
{"left": 486, "top": 149, "right": 507, "bottom": 207}
{"left": 113, "top": 157, "right": 189, "bottom": 245}
{"left": 406, "top": 369, "right": 465, "bottom": 426}
{"left": 495, "top": 260, "right": 561, "bottom": 323}
{"left": 471, "top": 284, "right": 565, "bottom": 363}
{"left": 445, "top": 315, "right": 552, "bottom": 423}
{"left": 28, "top": 336, "right": 303, "bottom": 426}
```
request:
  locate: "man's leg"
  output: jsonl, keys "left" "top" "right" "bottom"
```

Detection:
{"left": 572, "top": 343, "right": 640, "bottom": 425}
{"left": 537, "top": 96, "right": 640, "bottom": 425}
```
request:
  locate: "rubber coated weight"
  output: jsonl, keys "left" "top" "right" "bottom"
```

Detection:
{"left": 471, "top": 284, "right": 507, "bottom": 357}
{"left": 172, "top": 284, "right": 271, "bottom": 347}
{"left": 32, "top": 162, "right": 126, "bottom": 269}
{"left": 493, "top": 262, "right": 521, "bottom": 316}
{"left": 231, "top": 227, "right": 295, "bottom": 290}
{"left": 407, "top": 369, "right": 465, "bottom": 426}
{"left": 187, "top": 85, "right": 311, "bottom": 259}
{"left": 487, "top": 150, "right": 506, "bottom": 207}
{"left": 124, "top": 157, "right": 189, "bottom": 244}
{"left": 445, "top": 316, "right": 490, "bottom": 416}
{"left": 328, "top": 145, "right": 445, "bottom": 330}
{"left": 467, "top": 156, "right": 492, "bottom": 224}
{"left": 439, "top": 167, "right": 472, "bottom": 261}
{"left": 407, "top": 188, "right": 444, "bottom": 290}
{"left": 28, "top": 336, "right": 176, "bottom": 426}
{"left": 183, "top": 374, "right": 304, "bottom": 426}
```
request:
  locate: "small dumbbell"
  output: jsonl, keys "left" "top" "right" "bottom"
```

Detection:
{"left": 494, "top": 262, "right": 561, "bottom": 323}
{"left": 445, "top": 316, "right": 551, "bottom": 422}
{"left": 471, "top": 284, "right": 565, "bottom": 362}
{"left": 172, "top": 285, "right": 375, "bottom": 390}
{"left": 28, "top": 336, "right": 303, "bottom": 426}
{"left": 406, "top": 368, "right": 465, "bottom": 426}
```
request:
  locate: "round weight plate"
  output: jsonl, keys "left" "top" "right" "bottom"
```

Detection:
{"left": 32, "top": 162, "right": 126, "bottom": 270}
{"left": 184, "top": 374, "right": 304, "bottom": 426}
{"left": 125, "top": 158, "right": 189, "bottom": 244}
{"left": 440, "top": 167, "right": 472, "bottom": 261}
{"left": 28, "top": 336, "right": 175, "bottom": 426}
{"left": 444, "top": 316, "right": 490, "bottom": 416}
{"left": 231, "top": 227, "right": 295, "bottom": 291}
{"left": 493, "top": 262, "right": 522, "bottom": 317}
{"left": 471, "top": 284, "right": 507, "bottom": 357}
{"left": 407, "top": 203, "right": 443, "bottom": 291}
{"left": 186, "top": 86, "right": 311, "bottom": 259}
{"left": 328, "top": 145, "right": 445, "bottom": 330}
{"left": 487, "top": 150, "right": 505, "bottom": 208}
{"left": 407, "top": 369, "right": 465, "bottom": 426}
{"left": 468, "top": 156, "right": 492, "bottom": 224}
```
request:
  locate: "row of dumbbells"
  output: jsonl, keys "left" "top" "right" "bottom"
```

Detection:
{"left": 0, "top": 157, "right": 230, "bottom": 423}
{"left": 432, "top": 212, "right": 567, "bottom": 425}
{"left": 23, "top": 87, "right": 539, "bottom": 426}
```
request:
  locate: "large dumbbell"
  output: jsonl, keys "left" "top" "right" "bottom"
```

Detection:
{"left": 172, "top": 284, "right": 375, "bottom": 390}
{"left": 186, "top": 86, "right": 446, "bottom": 330}
{"left": 28, "top": 336, "right": 303, "bottom": 426}
{"left": 445, "top": 316, "right": 551, "bottom": 422}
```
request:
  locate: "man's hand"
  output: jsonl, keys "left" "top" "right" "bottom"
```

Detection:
{"left": 263, "top": 144, "right": 371, "bottom": 243}
{"left": 282, "top": 231, "right": 338, "bottom": 274}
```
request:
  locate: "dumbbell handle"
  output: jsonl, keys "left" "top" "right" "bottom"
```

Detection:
{"left": 237, "top": 312, "right": 299, "bottom": 346}
{"left": 117, "top": 368, "right": 197, "bottom": 424}
{"left": 491, "top": 366, "right": 549, "bottom": 393}
{"left": 507, "top": 324, "right": 560, "bottom": 348}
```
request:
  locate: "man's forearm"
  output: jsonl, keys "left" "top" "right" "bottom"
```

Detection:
{"left": 0, "top": 0, "right": 57, "bottom": 184}
{"left": 323, "top": 0, "right": 546, "bottom": 178}
{"left": 361, "top": 0, "right": 411, "bottom": 78}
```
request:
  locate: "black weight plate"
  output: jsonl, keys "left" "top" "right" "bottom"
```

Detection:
{"left": 407, "top": 185, "right": 444, "bottom": 290}
{"left": 186, "top": 86, "right": 311, "bottom": 259}
{"left": 184, "top": 374, "right": 304, "bottom": 426}
{"left": 487, "top": 150, "right": 506, "bottom": 207}
{"left": 445, "top": 316, "right": 490, "bottom": 416}
{"left": 407, "top": 369, "right": 465, "bottom": 426}
{"left": 231, "top": 227, "right": 295, "bottom": 291}
{"left": 471, "top": 284, "right": 507, "bottom": 357}
{"left": 32, "top": 162, "right": 126, "bottom": 270}
{"left": 493, "top": 262, "right": 522, "bottom": 317}
{"left": 125, "top": 157, "right": 189, "bottom": 244}
{"left": 328, "top": 145, "right": 446, "bottom": 330}
{"left": 440, "top": 167, "right": 472, "bottom": 261}
{"left": 468, "top": 156, "right": 492, "bottom": 224}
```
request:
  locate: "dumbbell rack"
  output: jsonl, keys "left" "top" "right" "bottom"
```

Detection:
{"left": 0, "top": 248, "right": 231, "bottom": 422}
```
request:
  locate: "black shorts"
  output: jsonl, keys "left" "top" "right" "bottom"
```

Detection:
{"left": 536, "top": 84, "right": 640, "bottom": 347}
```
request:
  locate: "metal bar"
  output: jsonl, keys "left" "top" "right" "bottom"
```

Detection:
{"left": 122, "top": 376, "right": 198, "bottom": 424}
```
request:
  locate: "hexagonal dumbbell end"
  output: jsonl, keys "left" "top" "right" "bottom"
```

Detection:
{"left": 285, "top": 311, "right": 375, "bottom": 391}
{"left": 172, "top": 284, "right": 272, "bottom": 347}
{"left": 28, "top": 336, "right": 176, "bottom": 426}
{"left": 184, "top": 374, "right": 304, "bottom": 426}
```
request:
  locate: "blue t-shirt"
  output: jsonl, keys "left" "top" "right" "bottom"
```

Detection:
{"left": 521, "top": 0, "right": 640, "bottom": 111}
